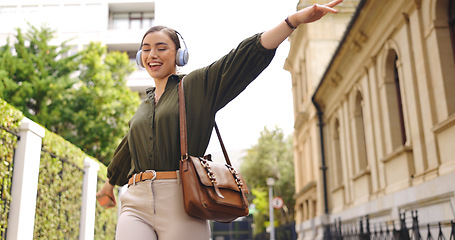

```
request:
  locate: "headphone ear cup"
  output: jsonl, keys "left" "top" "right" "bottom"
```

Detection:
{"left": 136, "top": 50, "right": 144, "bottom": 68}
{"left": 175, "top": 48, "right": 189, "bottom": 66}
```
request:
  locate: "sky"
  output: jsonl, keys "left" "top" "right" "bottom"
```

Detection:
{"left": 154, "top": 0, "right": 298, "bottom": 154}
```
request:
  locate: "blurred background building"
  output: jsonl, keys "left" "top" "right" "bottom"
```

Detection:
{"left": 0, "top": 0, "right": 156, "bottom": 98}
{"left": 285, "top": 0, "right": 455, "bottom": 239}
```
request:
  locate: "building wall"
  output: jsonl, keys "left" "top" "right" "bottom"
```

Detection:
{"left": 284, "top": 0, "right": 360, "bottom": 228}
{"left": 285, "top": 0, "right": 455, "bottom": 239}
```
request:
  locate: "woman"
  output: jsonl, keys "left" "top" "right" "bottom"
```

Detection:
{"left": 96, "top": 1, "right": 343, "bottom": 239}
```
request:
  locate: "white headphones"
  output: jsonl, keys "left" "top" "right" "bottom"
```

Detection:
{"left": 136, "top": 30, "right": 189, "bottom": 68}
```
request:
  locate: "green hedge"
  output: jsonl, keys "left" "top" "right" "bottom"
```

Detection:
{"left": 94, "top": 167, "right": 118, "bottom": 240}
{"left": 0, "top": 99, "right": 23, "bottom": 239}
{"left": 35, "top": 125, "right": 118, "bottom": 239}
{"left": 0, "top": 98, "right": 117, "bottom": 239}
{"left": 34, "top": 130, "right": 86, "bottom": 239}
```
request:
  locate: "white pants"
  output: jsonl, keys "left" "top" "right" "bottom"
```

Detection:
{"left": 115, "top": 178, "right": 210, "bottom": 240}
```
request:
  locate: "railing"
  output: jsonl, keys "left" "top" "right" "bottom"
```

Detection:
{"left": 212, "top": 216, "right": 254, "bottom": 240}
{"left": 324, "top": 211, "right": 455, "bottom": 240}
{"left": 4, "top": 117, "right": 107, "bottom": 239}
{"left": 34, "top": 148, "right": 85, "bottom": 239}
{"left": 2, "top": 101, "right": 115, "bottom": 239}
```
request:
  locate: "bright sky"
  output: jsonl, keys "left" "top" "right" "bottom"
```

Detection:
{"left": 155, "top": 0, "right": 297, "bottom": 153}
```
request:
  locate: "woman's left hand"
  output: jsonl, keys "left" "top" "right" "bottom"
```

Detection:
{"left": 260, "top": 0, "right": 343, "bottom": 49}
{"left": 292, "top": 0, "right": 343, "bottom": 25}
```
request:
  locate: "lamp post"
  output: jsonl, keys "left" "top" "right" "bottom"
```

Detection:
{"left": 267, "top": 177, "right": 275, "bottom": 240}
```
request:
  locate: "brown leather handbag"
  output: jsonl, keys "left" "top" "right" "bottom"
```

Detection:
{"left": 178, "top": 79, "right": 250, "bottom": 223}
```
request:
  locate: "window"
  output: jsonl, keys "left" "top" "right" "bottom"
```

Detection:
{"left": 331, "top": 119, "right": 343, "bottom": 185}
{"left": 384, "top": 50, "right": 407, "bottom": 150}
{"left": 393, "top": 55, "right": 406, "bottom": 145}
{"left": 353, "top": 91, "right": 368, "bottom": 171}
{"left": 299, "top": 203, "right": 304, "bottom": 222}
{"left": 111, "top": 12, "right": 155, "bottom": 30}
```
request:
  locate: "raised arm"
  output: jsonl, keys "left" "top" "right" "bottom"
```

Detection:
{"left": 260, "top": 0, "right": 343, "bottom": 50}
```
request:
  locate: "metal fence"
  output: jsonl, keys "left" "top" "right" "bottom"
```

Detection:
{"left": 34, "top": 148, "right": 85, "bottom": 239}
{"left": 212, "top": 216, "right": 254, "bottom": 240}
{"left": 324, "top": 211, "right": 455, "bottom": 240}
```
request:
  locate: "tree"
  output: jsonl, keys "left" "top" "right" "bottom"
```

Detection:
{"left": 0, "top": 25, "right": 79, "bottom": 122}
{"left": 240, "top": 126, "right": 295, "bottom": 235}
{"left": 49, "top": 42, "right": 140, "bottom": 165}
{"left": 0, "top": 25, "right": 141, "bottom": 165}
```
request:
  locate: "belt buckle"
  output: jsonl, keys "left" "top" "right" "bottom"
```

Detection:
{"left": 145, "top": 170, "right": 156, "bottom": 180}
{"left": 133, "top": 173, "right": 138, "bottom": 186}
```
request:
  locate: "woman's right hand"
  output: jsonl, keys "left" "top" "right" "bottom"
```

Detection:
{"left": 96, "top": 179, "right": 117, "bottom": 208}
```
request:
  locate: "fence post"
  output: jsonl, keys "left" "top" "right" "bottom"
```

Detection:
{"left": 6, "top": 117, "right": 45, "bottom": 240}
{"left": 411, "top": 211, "right": 421, "bottom": 240}
{"left": 79, "top": 157, "right": 100, "bottom": 240}
{"left": 450, "top": 221, "right": 454, "bottom": 240}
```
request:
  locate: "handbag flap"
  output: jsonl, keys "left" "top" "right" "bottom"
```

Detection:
{"left": 190, "top": 156, "right": 249, "bottom": 193}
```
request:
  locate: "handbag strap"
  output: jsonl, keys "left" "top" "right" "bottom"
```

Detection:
{"left": 178, "top": 78, "right": 232, "bottom": 166}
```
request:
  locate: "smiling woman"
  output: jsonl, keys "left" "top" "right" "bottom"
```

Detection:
{"left": 96, "top": 1, "right": 344, "bottom": 239}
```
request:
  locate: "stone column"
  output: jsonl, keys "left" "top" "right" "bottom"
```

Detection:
{"left": 79, "top": 157, "right": 100, "bottom": 240}
{"left": 7, "top": 118, "right": 45, "bottom": 240}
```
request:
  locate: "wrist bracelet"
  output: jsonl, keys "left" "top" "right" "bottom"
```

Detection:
{"left": 285, "top": 17, "right": 297, "bottom": 30}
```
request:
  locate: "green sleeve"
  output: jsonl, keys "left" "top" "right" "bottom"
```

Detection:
{"left": 185, "top": 33, "right": 276, "bottom": 114}
{"left": 183, "top": 33, "right": 276, "bottom": 156}
{"left": 107, "top": 134, "right": 132, "bottom": 186}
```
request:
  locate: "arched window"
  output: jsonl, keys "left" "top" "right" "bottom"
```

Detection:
{"left": 331, "top": 119, "right": 343, "bottom": 185}
{"left": 384, "top": 50, "right": 407, "bottom": 150}
{"left": 393, "top": 55, "right": 407, "bottom": 145}
{"left": 354, "top": 91, "right": 368, "bottom": 171}
{"left": 449, "top": 0, "right": 455, "bottom": 62}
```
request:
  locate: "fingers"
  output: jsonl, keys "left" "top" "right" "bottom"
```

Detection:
{"left": 317, "top": 0, "right": 342, "bottom": 13}
{"left": 293, "top": 0, "right": 341, "bottom": 25}
{"left": 96, "top": 193, "right": 116, "bottom": 208}
{"left": 314, "top": 4, "right": 338, "bottom": 14}
{"left": 110, "top": 192, "right": 117, "bottom": 206}
{"left": 306, "top": 0, "right": 342, "bottom": 13}
{"left": 326, "top": 0, "right": 343, "bottom": 8}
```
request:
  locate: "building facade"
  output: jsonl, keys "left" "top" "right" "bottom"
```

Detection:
{"left": 285, "top": 0, "right": 455, "bottom": 239}
{"left": 0, "top": 0, "right": 157, "bottom": 98}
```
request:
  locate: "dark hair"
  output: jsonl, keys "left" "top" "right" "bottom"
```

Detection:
{"left": 141, "top": 25, "right": 181, "bottom": 50}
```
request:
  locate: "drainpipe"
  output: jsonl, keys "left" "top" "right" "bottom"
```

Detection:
{"left": 311, "top": 97, "right": 329, "bottom": 215}
{"left": 310, "top": 0, "right": 367, "bottom": 217}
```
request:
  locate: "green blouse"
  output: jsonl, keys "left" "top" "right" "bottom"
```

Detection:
{"left": 107, "top": 33, "right": 276, "bottom": 186}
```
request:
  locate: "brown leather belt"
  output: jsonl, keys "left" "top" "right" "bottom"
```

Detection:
{"left": 128, "top": 170, "right": 177, "bottom": 186}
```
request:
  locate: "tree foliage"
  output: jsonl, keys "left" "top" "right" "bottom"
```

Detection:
{"left": 0, "top": 25, "right": 141, "bottom": 165}
{"left": 240, "top": 126, "right": 295, "bottom": 235}
{"left": 0, "top": 25, "right": 79, "bottom": 121}
{"left": 47, "top": 42, "right": 140, "bottom": 164}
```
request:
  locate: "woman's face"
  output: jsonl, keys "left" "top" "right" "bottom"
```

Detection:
{"left": 141, "top": 31, "right": 177, "bottom": 81}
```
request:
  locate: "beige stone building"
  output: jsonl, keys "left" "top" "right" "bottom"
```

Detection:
{"left": 285, "top": 0, "right": 455, "bottom": 239}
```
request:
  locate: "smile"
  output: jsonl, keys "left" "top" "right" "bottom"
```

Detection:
{"left": 149, "top": 62, "right": 162, "bottom": 67}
